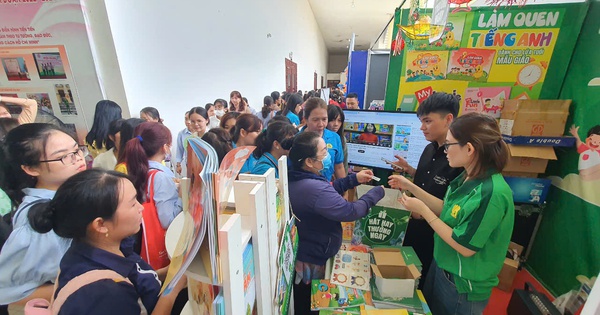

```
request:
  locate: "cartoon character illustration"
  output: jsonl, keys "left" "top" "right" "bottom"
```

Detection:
{"left": 472, "top": 64, "right": 484, "bottom": 80}
{"left": 570, "top": 125, "right": 600, "bottom": 181}
{"left": 432, "top": 65, "right": 442, "bottom": 77}
{"left": 444, "top": 31, "right": 459, "bottom": 48}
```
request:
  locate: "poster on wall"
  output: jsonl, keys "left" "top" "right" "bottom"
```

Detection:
{"left": 389, "top": 6, "right": 566, "bottom": 112}
{"left": 0, "top": 0, "right": 106, "bottom": 138}
{"left": 462, "top": 87, "right": 511, "bottom": 118}
{"left": 405, "top": 51, "right": 449, "bottom": 82}
{"left": 413, "top": 14, "right": 466, "bottom": 51}
{"left": 446, "top": 48, "right": 496, "bottom": 82}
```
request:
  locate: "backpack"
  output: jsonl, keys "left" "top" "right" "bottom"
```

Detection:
{"left": 140, "top": 169, "right": 170, "bottom": 270}
{"left": 24, "top": 270, "right": 137, "bottom": 315}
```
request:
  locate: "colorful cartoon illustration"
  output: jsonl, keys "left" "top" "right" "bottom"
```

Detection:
{"left": 462, "top": 87, "right": 510, "bottom": 118}
{"left": 444, "top": 30, "right": 460, "bottom": 48}
{"left": 446, "top": 48, "right": 496, "bottom": 82}
{"left": 405, "top": 51, "right": 449, "bottom": 82}
{"left": 413, "top": 16, "right": 466, "bottom": 51}
{"left": 516, "top": 62, "right": 546, "bottom": 90}
{"left": 570, "top": 125, "right": 600, "bottom": 181}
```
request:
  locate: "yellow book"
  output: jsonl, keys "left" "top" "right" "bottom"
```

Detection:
{"left": 359, "top": 305, "right": 409, "bottom": 315}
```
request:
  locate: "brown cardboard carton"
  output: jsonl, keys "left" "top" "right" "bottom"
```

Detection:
{"left": 499, "top": 100, "right": 571, "bottom": 137}
{"left": 497, "top": 242, "right": 524, "bottom": 291}
{"left": 502, "top": 171, "right": 539, "bottom": 178}
{"left": 503, "top": 145, "right": 557, "bottom": 174}
{"left": 372, "top": 248, "right": 421, "bottom": 299}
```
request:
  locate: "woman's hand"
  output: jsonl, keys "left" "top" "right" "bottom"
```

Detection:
{"left": 356, "top": 169, "right": 375, "bottom": 183}
{"left": 398, "top": 192, "right": 428, "bottom": 216}
{"left": 388, "top": 175, "right": 412, "bottom": 191}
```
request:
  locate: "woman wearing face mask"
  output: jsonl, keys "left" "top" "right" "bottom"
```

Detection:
{"left": 288, "top": 131, "right": 384, "bottom": 315}
{"left": 230, "top": 114, "right": 263, "bottom": 174}
{"left": 204, "top": 103, "right": 220, "bottom": 129}
{"left": 213, "top": 99, "right": 228, "bottom": 120}
{"left": 258, "top": 96, "right": 277, "bottom": 127}
{"left": 301, "top": 98, "right": 345, "bottom": 181}
{"left": 250, "top": 121, "right": 297, "bottom": 178}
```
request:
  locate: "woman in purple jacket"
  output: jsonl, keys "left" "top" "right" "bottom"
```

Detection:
{"left": 288, "top": 131, "right": 385, "bottom": 314}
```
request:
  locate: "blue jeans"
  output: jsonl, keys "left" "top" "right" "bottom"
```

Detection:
{"left": 423, "top": 261, "right": 488, "bottom": 315}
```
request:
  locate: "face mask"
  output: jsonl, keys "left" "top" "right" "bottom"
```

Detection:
{"left": 215, "top": 109, "right": 225, "bottom": 117}
{"left": 314, "top": 151, "right": 332, "bottom": 175}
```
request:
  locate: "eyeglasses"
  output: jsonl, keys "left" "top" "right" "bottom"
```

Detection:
{"left": 443, "top": 142, "right": 460, "bottom": 152}
{"left": 40, "top": 146, "right": 89, "bottom": 165}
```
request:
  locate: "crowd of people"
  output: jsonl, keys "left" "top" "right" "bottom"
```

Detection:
{"left": 0, "top": 90, "right": 514, "bottom": 315}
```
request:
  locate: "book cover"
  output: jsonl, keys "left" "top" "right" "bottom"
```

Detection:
{"left": 243, "top": 242, "right": 256, "bottom": 315}
{"left": 311, "top": 280, "right": 374, "bottom": 311}
{"left": 330, "top": 250, "right": 371, "bottom": 291}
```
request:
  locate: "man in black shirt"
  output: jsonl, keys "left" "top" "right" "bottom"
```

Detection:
{"left": 388, "top": 92, "right": 462, "bottom": 288}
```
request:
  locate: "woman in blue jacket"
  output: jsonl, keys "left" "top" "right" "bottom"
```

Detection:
{"left": 288, "top": 131, "right": 385, "bottom": 314}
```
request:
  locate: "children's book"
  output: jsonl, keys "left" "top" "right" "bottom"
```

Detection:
{"left": 330, "top": 250, "right": 371, "bottom": 291}
{"left": 311, "top": 280, "right": 374, "bottom": 311}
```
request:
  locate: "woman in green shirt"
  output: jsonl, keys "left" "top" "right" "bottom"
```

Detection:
{"left": 389, "top": 113, "right": 514, "bottom": 315}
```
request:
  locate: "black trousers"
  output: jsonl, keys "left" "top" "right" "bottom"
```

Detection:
{"left": 403, "top": 218, "right": 435, "bottom": 290}
{"left": 293, "top": 281, "right": 319, "bottom": 315}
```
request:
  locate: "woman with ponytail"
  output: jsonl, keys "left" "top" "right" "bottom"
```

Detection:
{"left": 124, "top": 122, "right": 181, "bottom": 269}
{"left": 29, "top": 169, "right": 187, "bottom": 314}
{"left": 389, "top": 113, "right": 514, "bottom": 315}
{"left": 0, "top": 123, "right": 87, "bottom": 305}
{"left": 251, "top": 121, "right": 297, "bottom": 178}
{"left": 258, "top": 95, "right": 277, "bottom": 127}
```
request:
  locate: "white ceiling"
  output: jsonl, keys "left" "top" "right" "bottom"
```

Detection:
{"left": 308, "top": 0, "right": 401, "bottom": 53}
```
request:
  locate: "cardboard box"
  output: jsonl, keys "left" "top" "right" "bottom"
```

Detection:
{"left": 503, "top": 145, "right": 557, "bottom": 174}
{"left": 497, "top": 242, "right": 524, "bottom": 292}
{"left": 500, "top": 100, "right": 571, "bottom": 137}
{"left": 504, "top": 177, "right": 552, "bottom": 204}
{"left": 371, "top": 248, "right": 421, "bottom": 299}
{"left": 502, "top": 172, "right": 538, "bottom": 178}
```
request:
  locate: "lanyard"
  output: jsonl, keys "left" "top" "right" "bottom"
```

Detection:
{"left": 265, "top": 154, "right": 279, "bottom": 171}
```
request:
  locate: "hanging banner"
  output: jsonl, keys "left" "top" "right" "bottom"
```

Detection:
{"left": 385, "top": 5, "right": 577, "bottom": 113}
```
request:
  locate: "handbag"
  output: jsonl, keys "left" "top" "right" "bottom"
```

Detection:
{"left": 140, "top": 169, "right": 170, "bottom": 270}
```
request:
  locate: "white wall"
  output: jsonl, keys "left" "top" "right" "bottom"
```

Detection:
{"left": 328, "top": 53, "right": 349, "bottom": 73}
{"left": 103, "top": 0, "right": 328, "bottom": 137}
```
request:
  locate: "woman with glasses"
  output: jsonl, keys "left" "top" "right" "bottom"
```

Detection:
{"left": 288, "top": 131, "right": 384, "bottom": 314}
{"left": 388, "top": 113, "right": 514, "bottom": 315}
{"left": 0, "top": 123, "right": 87, "bottom": 306}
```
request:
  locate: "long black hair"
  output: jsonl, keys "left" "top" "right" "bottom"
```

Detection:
{"left": 278, "top": 93, "right": 303, "bottom": 117}
{"left": 261, "top": 96, "right": 274, "bottom": 119}
{"left": 327, "top": 105, "right": 345, "bottom": 140}
{"left": 253, "top": 121, "right": 297, "bottom": 159}
{"left": 29, "top": 169, "right": 130, "bottom": 240}
{"left": 0, "top": 123, "right": 71, "bottom": 204}
{"left": 85, "top": 100, "right": 122, "bottom": 150}
{"left": 116, "top": 118, "right": 145, "bottom": 164}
